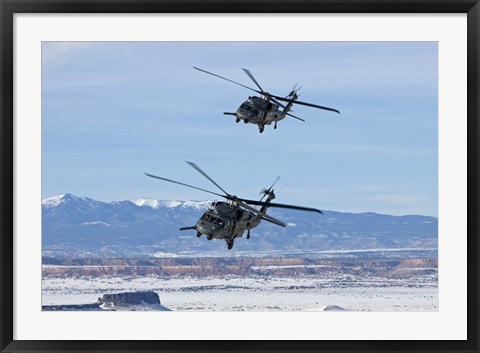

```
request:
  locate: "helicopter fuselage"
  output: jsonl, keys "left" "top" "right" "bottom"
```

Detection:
{"left": 234, "top": 96, "right": 285, "bottom": 127}
{"left": 195, "top": 201, "right": 261, "bottom": 240}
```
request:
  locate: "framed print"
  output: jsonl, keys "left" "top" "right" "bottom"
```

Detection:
{"left": 1, "top": 0, "right": 479, "bottom": 352}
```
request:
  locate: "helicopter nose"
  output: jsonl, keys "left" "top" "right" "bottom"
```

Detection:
{"left": 197, "top": 222, "right": 216, "bottom": 236}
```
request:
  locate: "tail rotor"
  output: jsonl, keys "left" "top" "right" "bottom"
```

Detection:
{"left": 259, "top": 176, "right": 280, "bottom": 201}
{"left": 286, "top": 83, "right": 302, "bottom": 101}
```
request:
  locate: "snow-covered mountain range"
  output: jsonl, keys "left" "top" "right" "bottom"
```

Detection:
{"left": 42, "top": 194, "right": 438, "bottom": 258}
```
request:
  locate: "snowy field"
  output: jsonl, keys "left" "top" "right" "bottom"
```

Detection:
{"left": 42, "top": 273, "right": 438, "bottom": 312}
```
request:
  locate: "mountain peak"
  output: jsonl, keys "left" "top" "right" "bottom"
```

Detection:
{"left": 42, "top": 193, "right": 74, "bottom": 206}
{"left": 42, "top": 193, "right": 102, "bottom": 207}
{"left": 134, "top": 199, "right": 182, "bottom": 209}
{"left": 42, "top": 194, "right": 215, "bottom": 210}
{"left": 134, "top": 199, "right": 213, "bottom": 210}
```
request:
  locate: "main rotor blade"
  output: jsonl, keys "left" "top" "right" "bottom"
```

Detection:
{"left": 238, "top": 201, "right": 287, "bottom": 227}
{"left": 260, "top": 215, "right": 287, "bottom": 227}
{"left": 239, "top": 198, "right": 323, "bottom": 214}
{"left": 193, "top": 66, "right": 261, "bottom": 94}
{"left": 240, "top": 69, "right": 286, "bottom": 108}
{"left": 269, "top": 97, "right": 286, "bottom": 109}
{"left": 242, "top": 68, "right": 265, "bottom": 93}
{"left": 144, "top": 172, "right": 225, "bottom": 198}
{"left": 186, "top": 161, "right": 230, "bottom": 196}
{"left": 273, "top": 95, "right": 340, "bottom": 114}
{"left": 286, "top": 113, "right": 305, "bottom": 122}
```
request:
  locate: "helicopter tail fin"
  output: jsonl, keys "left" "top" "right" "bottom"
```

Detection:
{"left": 258, "top": 190, "right": 276, "bottom": 215}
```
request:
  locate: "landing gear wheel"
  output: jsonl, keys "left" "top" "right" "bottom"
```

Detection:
{"left": 274, "top": 122, "right": 277, "bottom": 129}
{"left": 207, "top": 235, "right": 213, "bottom": 240}
{"left": 235, "top": 117, "right": 241, "bottom": 123}
{"left": 227, "top": 240, "right": 234, "bottom": 250}
{"left": 244, "top": 119, "right": 249, "bottom": 124}
{"left": 259, "top": 126, "right": 264, "bottom": 133}
{"left": 196, "top": 232, "right": 202, "bottom": 238}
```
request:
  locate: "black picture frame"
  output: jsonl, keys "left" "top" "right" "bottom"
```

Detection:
{"left": 1, "top": 1, "right": 479, "bottom": 352}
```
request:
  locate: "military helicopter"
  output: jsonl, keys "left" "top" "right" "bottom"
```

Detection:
{"left": 193, "top": 66, "right": 340, "bottom": 133}
{"left": 144, "top": 162, "right": 322, "bottom": 250}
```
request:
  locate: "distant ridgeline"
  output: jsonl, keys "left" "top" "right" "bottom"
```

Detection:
{"left": 42, "top": 194, "right": 438, "bottom": 258}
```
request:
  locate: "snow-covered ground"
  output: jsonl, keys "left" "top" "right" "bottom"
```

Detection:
{"left": 42, "top": 273, "right": 438, "bottom": 312}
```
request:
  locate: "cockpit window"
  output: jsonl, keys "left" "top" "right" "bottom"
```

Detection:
{"left": 201, "top": 213, "right": 225, "bottom": 226}
{"left": 241, "top": 103, "right": 253, "bottom": 111}
{"left": 201, "top": 213, "right": 213, "bottom": 221}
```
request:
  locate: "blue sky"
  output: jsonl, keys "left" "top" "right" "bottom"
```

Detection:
{"left": 42, "top": 42, "right": 438, "bottom": 216}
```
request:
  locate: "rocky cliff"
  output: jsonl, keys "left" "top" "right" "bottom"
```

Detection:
{"left": 42, "top": 257, "right": 437, "bottom": 278}
{"left": 43, "top": 291, "right": 170, "bottom": 311}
